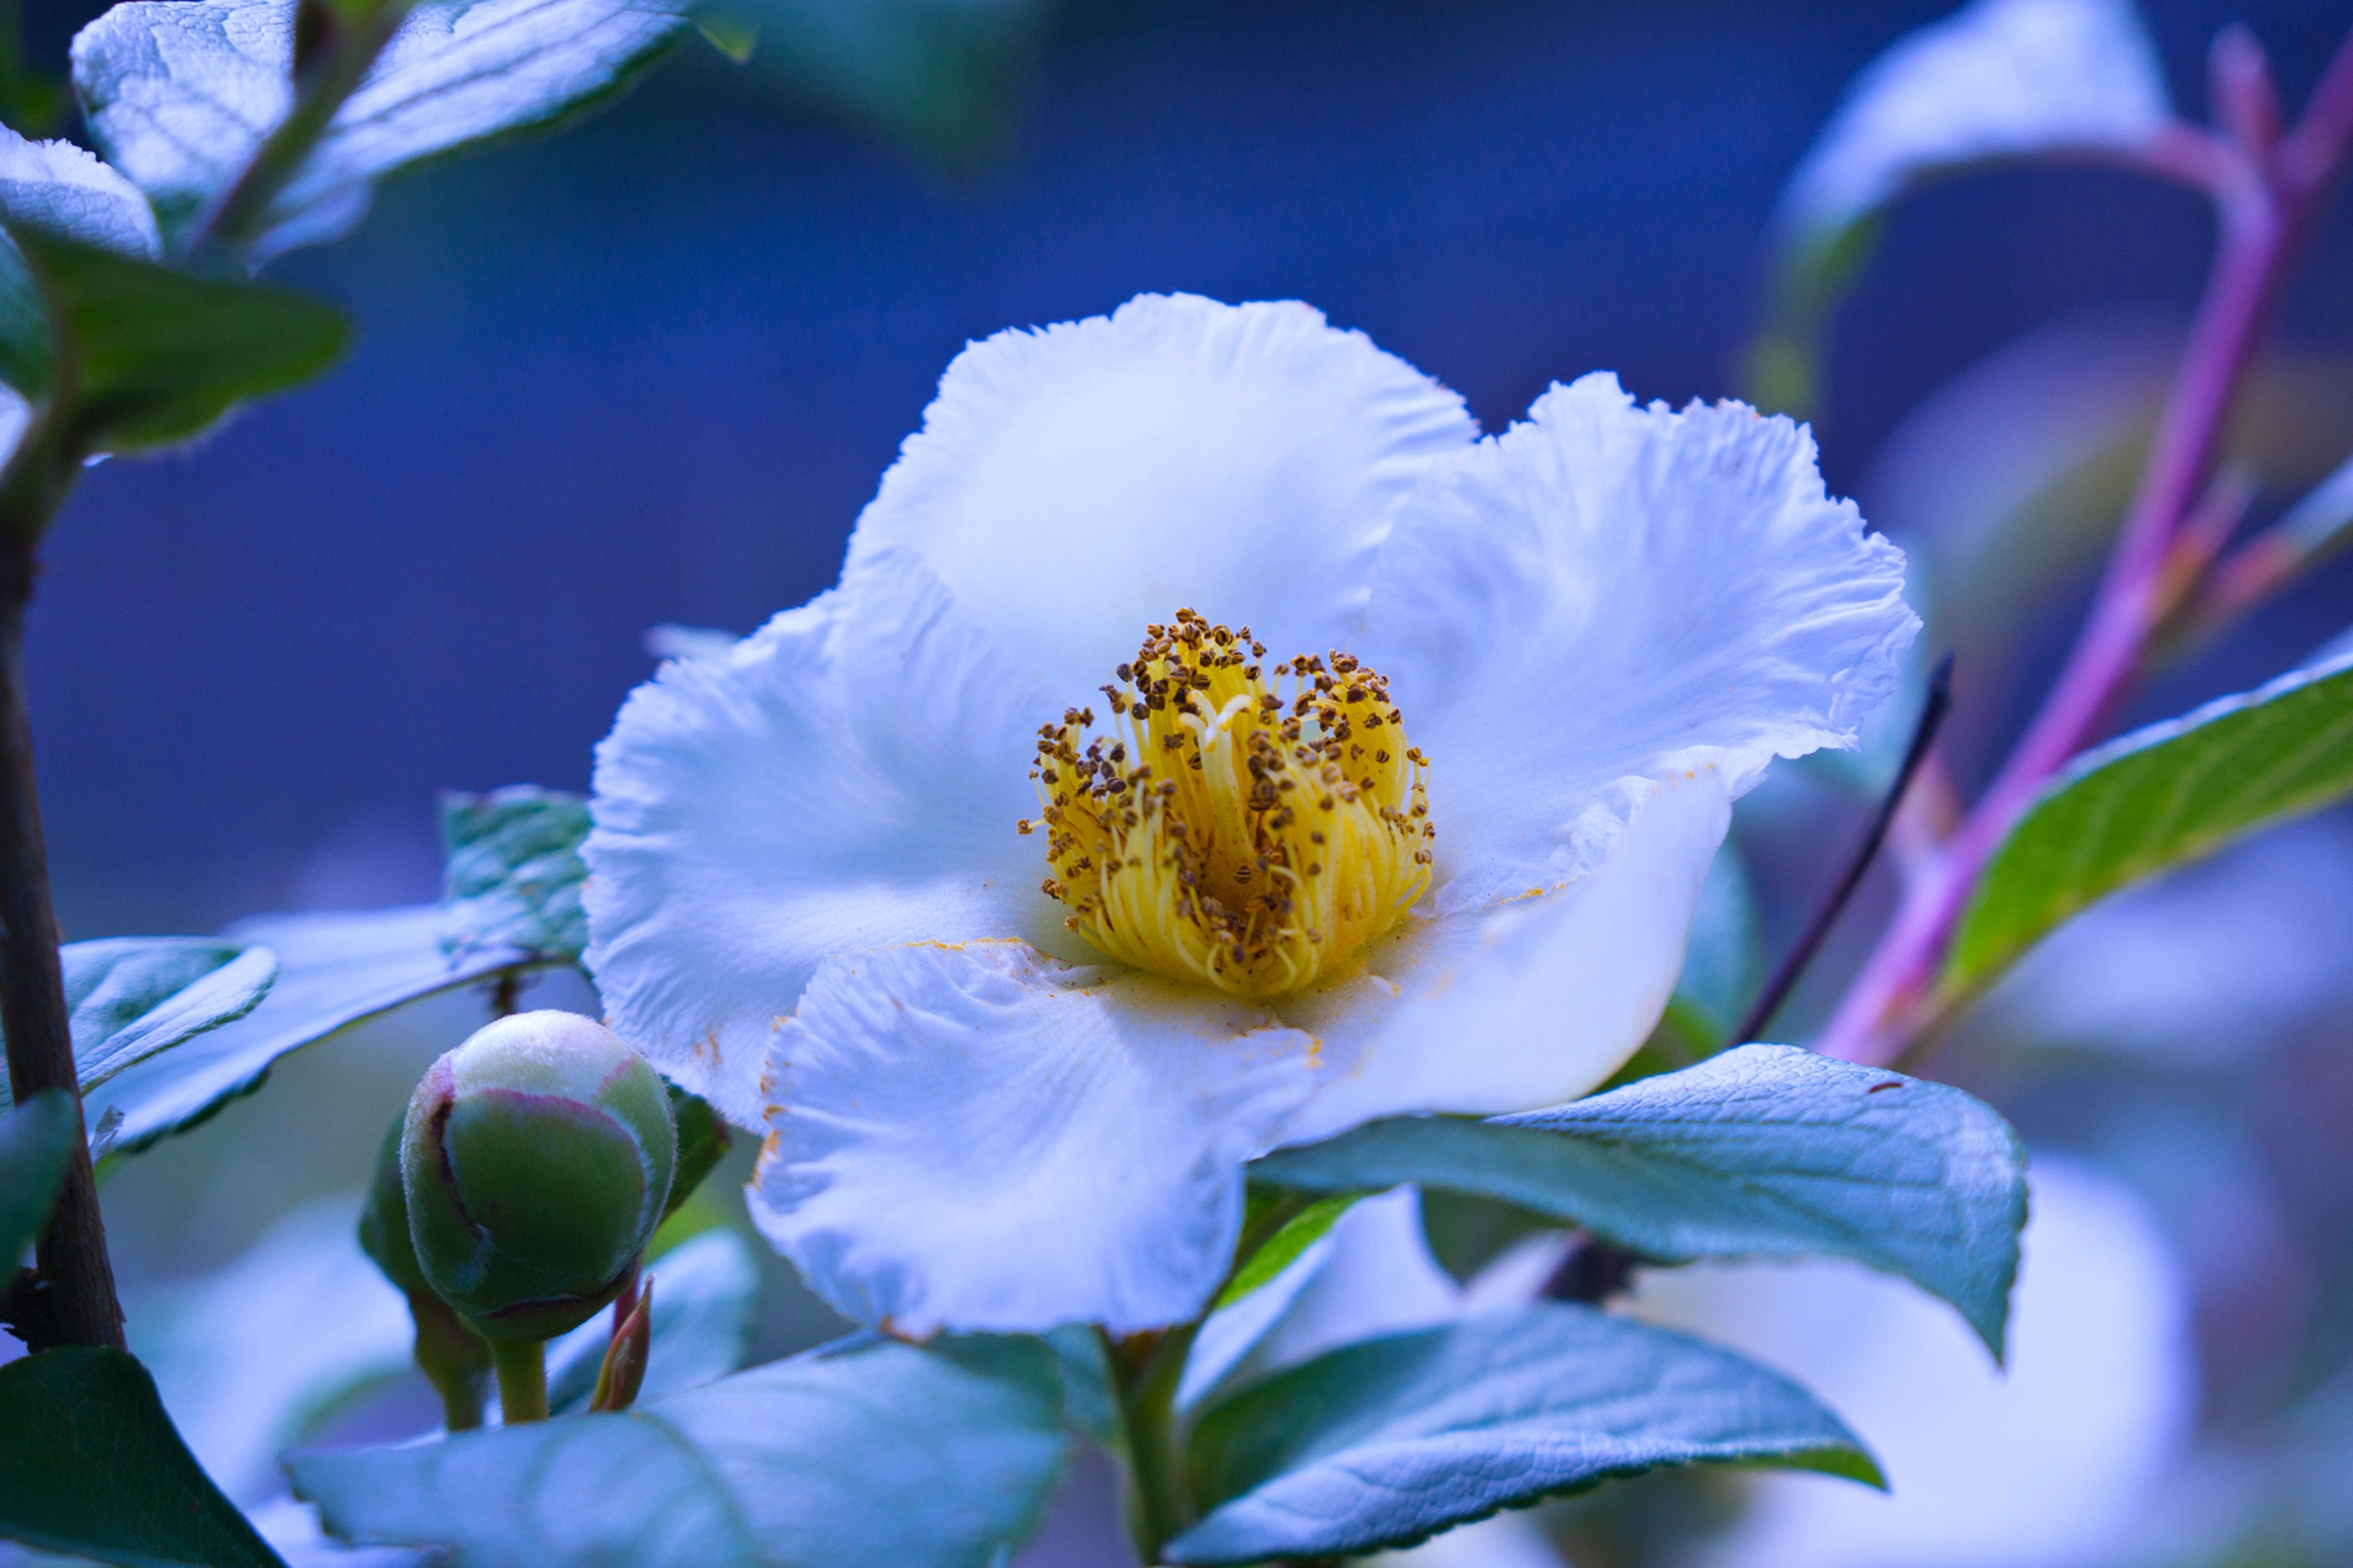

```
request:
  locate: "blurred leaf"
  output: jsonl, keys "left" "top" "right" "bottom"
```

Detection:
{"left": 694, "top": 12, "right": 757, "bottom": 63}
{"left": 290, "top": 1333, "right": 1069, "bottom": 1567}
{"left": 2260, "top": 451, "right": 2353, "bottom": 579}
{"left": 662, "top": 1081, "right": 730, "bottom": 1221}
{"left": 1040, "top": 1322, "right": 1120, "bottom": 1447}
{"left": 0, "top": 1088, "right": 74, "bottom": 1268}
{"left": 1415, "top": 1187, "right": 1550, "bottom": 1287}
{"left": 84, "top": 904, "right": 542, "bottom": 1158}
{"left": 0, "top": 938, "right": 277, "bottom": 1114}
{"left": 545, "top": 1229, "right": 757, "bottom": 1414}
{"left": 0, "top": 1346, "right": 287, "bottom": 1567}
{"left": 1214, "top": 1194, "right": 1355, "bottom": 1312}
{"left": 0, "top": 224, "right": 347, "bottom": 461}
{"left": 74, "top": 0, "right": 694, "bottom": 259}
{"left": 1251, "top": 1043, "right": 2026, "bottom": 1357}
{"left": 439, "top": 785, "right": 590, "bottom": 963}
{"left": 719, "top": 0, "right": 1056, "bottom": 164}
{"left": 1170, "top": 1302, "right": 1878, "bottom": 1566}
{"left": 1750, "top": 0, "right": 2171, "bottom": 415}
{"left": 0, "top": 121, "right": 165, "bottom": 403}
{"left": 2199, "top": 449, "right": 2353, "bottom": 624}
{"left": 1658, "top": 839, "right": 1762, "bottom": 1051}
{"left": 128, "top": 1194, "right": 414, "bottom": 1504}
{"left": 1948, "top": 650, "right": 2353, "bottom": 1003}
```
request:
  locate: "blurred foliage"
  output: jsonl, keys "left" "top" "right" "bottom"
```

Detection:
{"left": 705, "top": 0, "right": 1059, "bottom": 165}
{"left": 0, "top": 2, "right": 61, "bottom": 140}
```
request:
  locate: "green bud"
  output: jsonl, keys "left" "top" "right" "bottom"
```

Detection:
{"left": 358, "top": 1117, "right": 430, "bottom": 1298}
{"left": 401, "top": 1010, "right": 676, "bottom": 1342}
{"left": 360, "top": 1115, "right": 492, "bottom": 1429}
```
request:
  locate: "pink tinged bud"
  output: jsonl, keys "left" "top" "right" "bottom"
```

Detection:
{"left": 401, "top": 1010, "right": 676, "bottom": 1342}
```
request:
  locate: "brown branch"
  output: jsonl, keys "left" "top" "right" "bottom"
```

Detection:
{"left": 0, "top": 536, "right": 121, "bottom": 1349}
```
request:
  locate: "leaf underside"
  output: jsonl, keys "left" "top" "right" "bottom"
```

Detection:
{"left": 83, "top": 904, "right": 540, "bottom": 1158}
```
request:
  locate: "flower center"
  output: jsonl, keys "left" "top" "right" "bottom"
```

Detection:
{"left": 1020, "top": 608, "right": 1434, "bottom": 999}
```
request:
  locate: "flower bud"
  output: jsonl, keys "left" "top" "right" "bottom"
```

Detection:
{"left": 401, "top": 1010, "right": 676, "bottom": 1341}
{"left": 360, "top": 1116, "right": 492, "bottom": 1428}
{"left": 358, "top": 1118, "right": 431, "bottom": 1298}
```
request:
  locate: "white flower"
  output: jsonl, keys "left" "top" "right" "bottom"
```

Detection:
{"left": 583, "top": 294, "right": 1915, "bottom": 1337}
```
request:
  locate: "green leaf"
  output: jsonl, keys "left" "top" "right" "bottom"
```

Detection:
{"left": 439, "top": 784, "right": 591, "bottom": 963}
{"left": 1749, "top": 0, "right": 2169, "bottom": 415}
{"left": 2, "top": 224, "right": 347, "bottom": 453}
{"left": 0, "top": 125, "right": 162, "bottom": 400}
{"left": 1171, "top": 1302, "right": 1877, "bottom": 1565}
{"left": 0, "top": 1346, "right": 287, "bottom": 1567}
{"left": 0, "top": 937, "right": 276, "bottom": 1115}
{"left": 75, "top": 0, "right": 693, "bottom": 258}
{"left": 0, "top": 1088, "right": 75, "bottom": 1268}
{"left": 290, "top": 1333, "right": 1069, "bottom": 1567}
{"left": 662, "top": 1080, "right": 730, "bottom": 1221}
{"left": 84, "top": 904, "right": 544, "bottom": 1158}
{"left": 1948, "top": 651, "right": 2353, "bottom": 1002}
{"left": 545, "top": 1228, "right": 758, "bottom": 1414}
{"left": 1214, "top": 1194, "right": 1356, "bottom": 1311}
{"left": 1251, "top": 1043, "right": 2026, "bottom": 1356}
{"left": 721, "top": 0, "right": 1055, "bottom": 164}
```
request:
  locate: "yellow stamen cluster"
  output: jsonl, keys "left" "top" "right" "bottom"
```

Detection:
{"left": 1019, "top": 608, "right": 1434, "bottom": 999}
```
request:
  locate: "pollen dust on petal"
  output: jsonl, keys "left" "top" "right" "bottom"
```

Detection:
{"left": 1024, "top": 607, "right": 1434, "bottom": 1001}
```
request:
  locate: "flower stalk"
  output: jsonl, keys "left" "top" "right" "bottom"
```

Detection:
{"left": 1818, "top": 22, "right": 2353, "bottom": 1067}
{"left": 1104, "top": 1324, "right": 1200, "bottom": 1565}
{"left": 488, "top": 1336, "right": 549, "bottom": 1425}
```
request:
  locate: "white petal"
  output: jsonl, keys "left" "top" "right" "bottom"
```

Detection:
{"left": 751, "top": 941, "right": 1319, "bottom": 1336}
{"left": 583, "top": 551, "right": 1057, "bottom": 1127}
{"left": 1779, "top": 0, "right": 2171, "bottom": 246}
{"left": 1368, "top": 374, "right": 1914, "bottom": 915}
{"left": 842, "top": 293, "right": 1477, "bottom": 702}
{"left": 1282, "top": 767, "right": 1734, "bottom": 1142}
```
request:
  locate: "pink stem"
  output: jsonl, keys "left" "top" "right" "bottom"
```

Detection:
{"left": 1816, "top": 26, "right": 2353, "bottom": 1066}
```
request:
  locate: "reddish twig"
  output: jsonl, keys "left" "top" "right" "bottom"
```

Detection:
{"left": 1816, "top": 24, "right": 2353, "bottom": 1066}
{"left": 1736, "top": 653, "right": 1954, "bottom": 1047}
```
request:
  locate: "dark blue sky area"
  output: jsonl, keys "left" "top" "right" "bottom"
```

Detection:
{"left": 23, "top": 0, "right": 2353, "bottom": 933}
